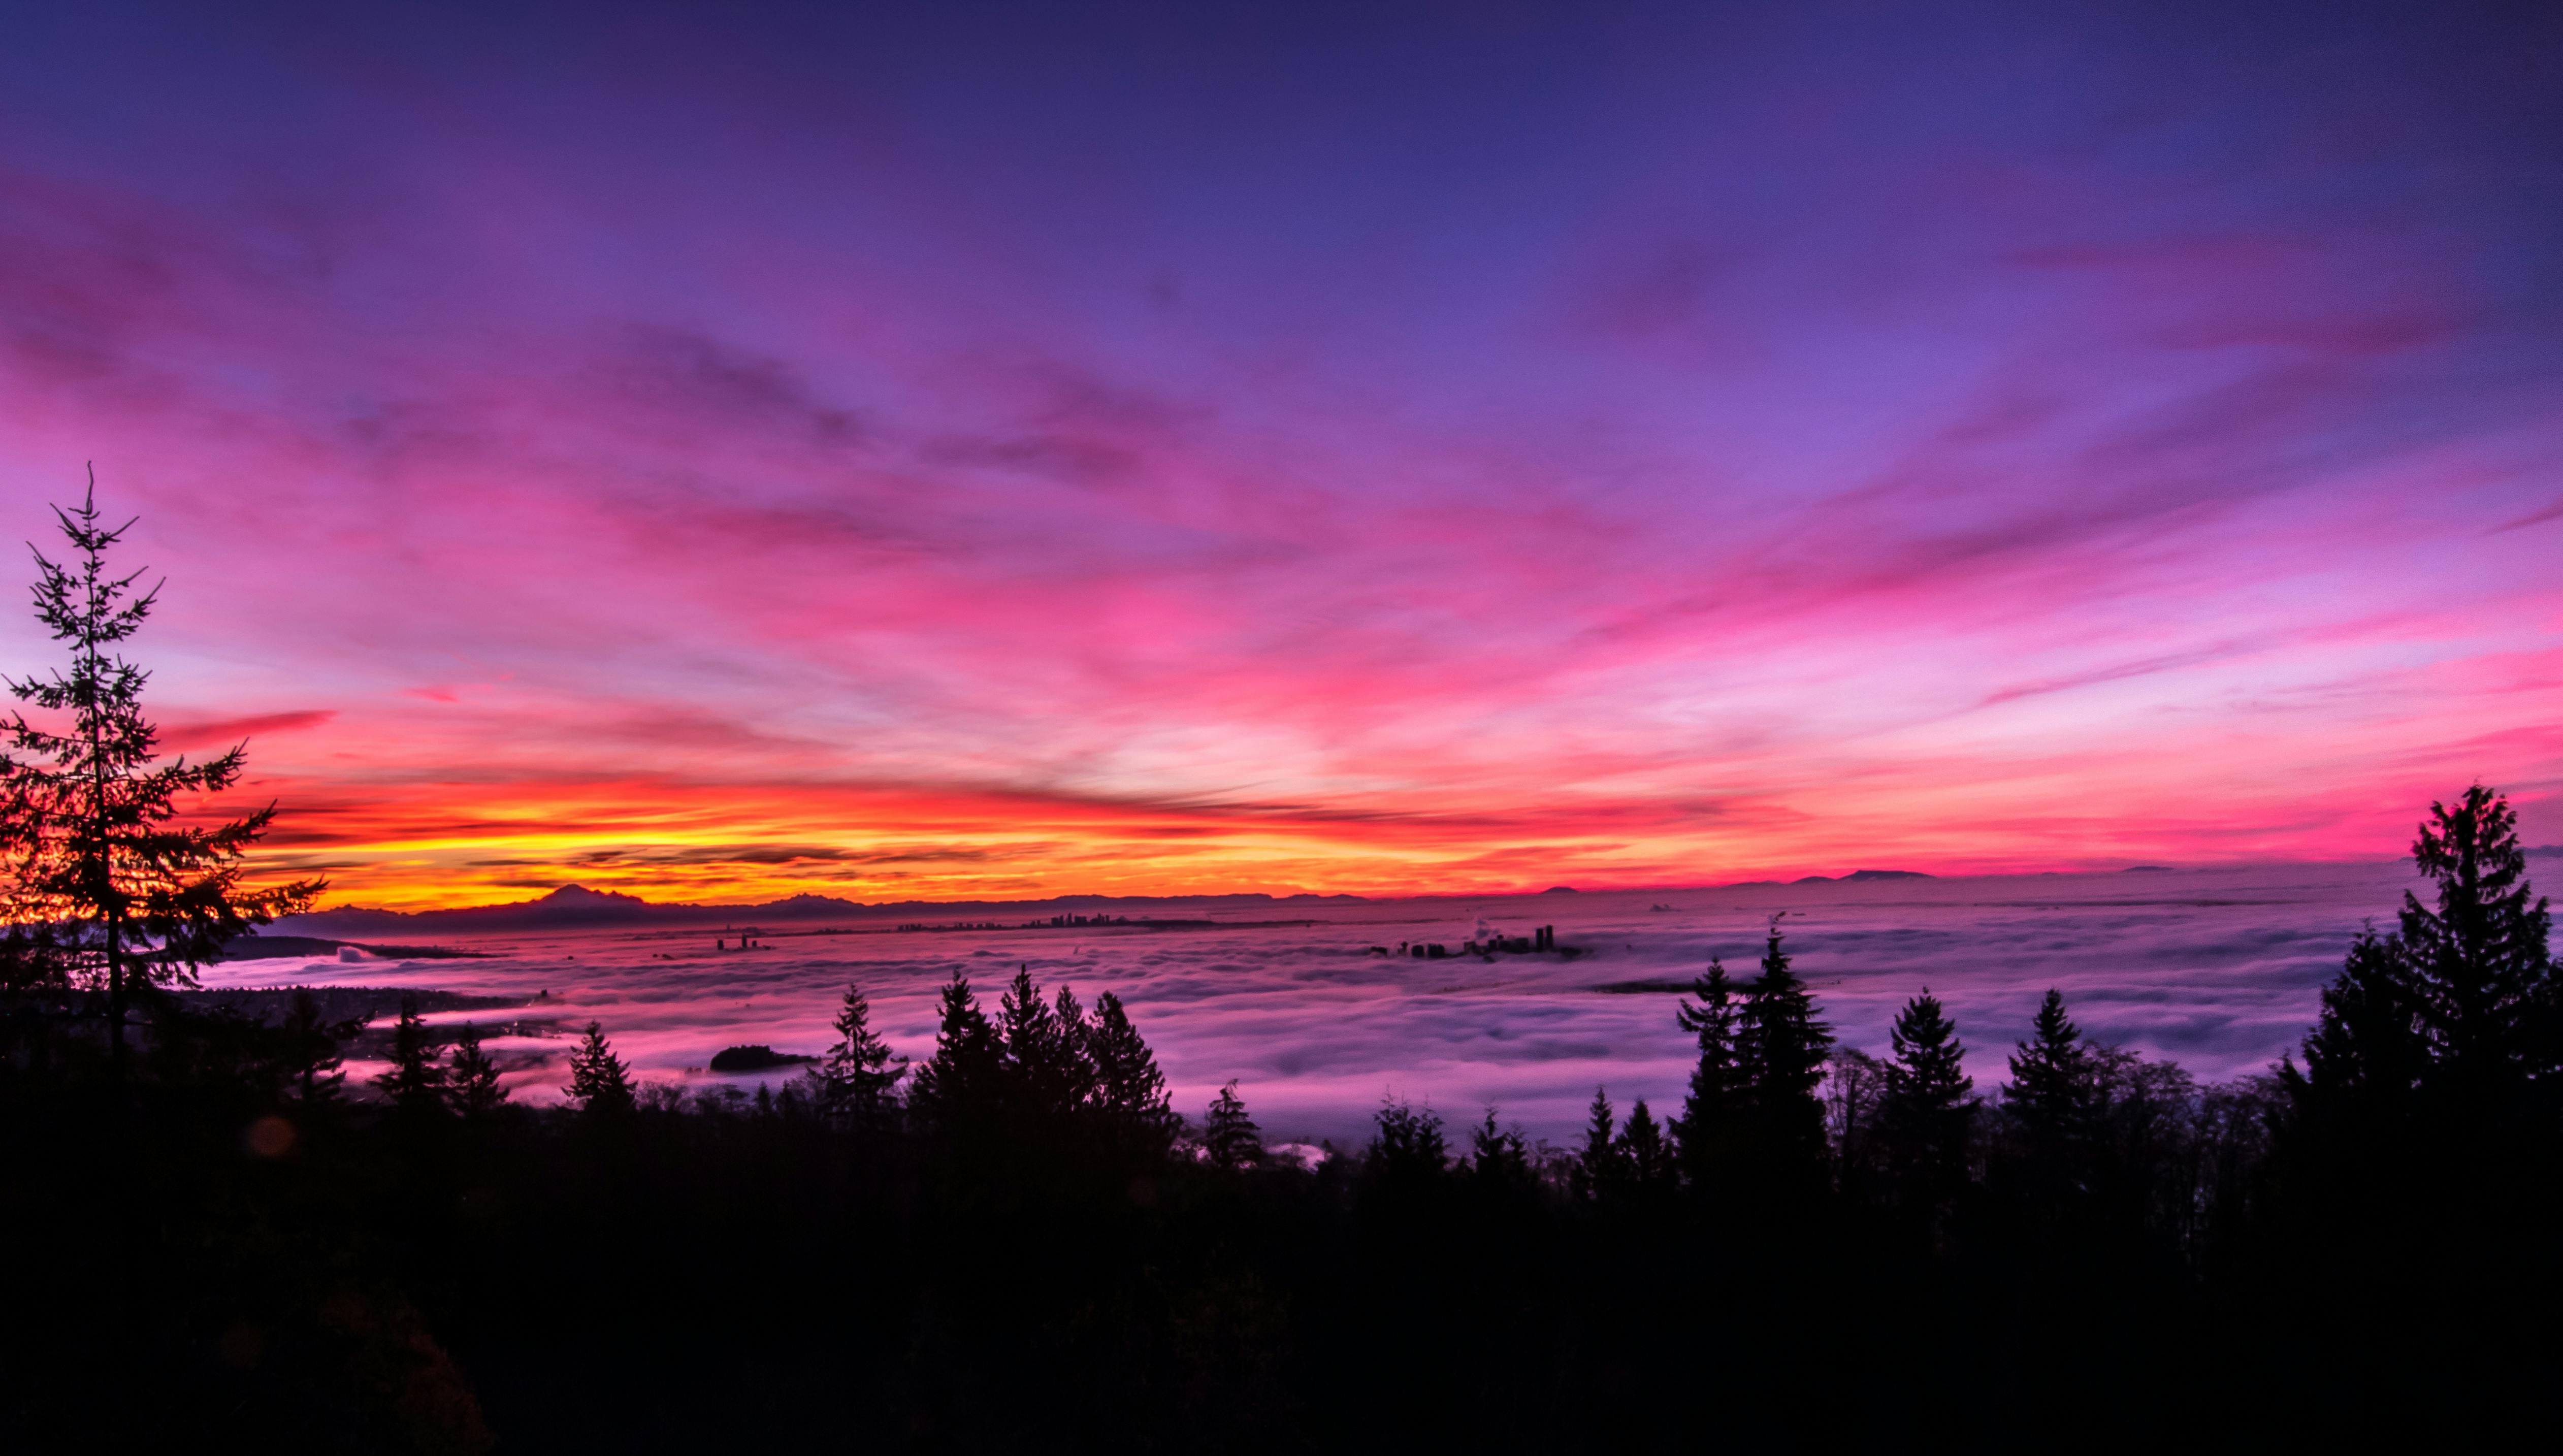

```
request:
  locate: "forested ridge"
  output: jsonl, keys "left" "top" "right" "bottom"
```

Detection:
{"left": 4, "top": 497, "right": 2558, "bottom": 1450}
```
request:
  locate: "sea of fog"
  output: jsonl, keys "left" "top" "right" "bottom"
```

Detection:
{"left": 201, "top": 861, "right": 2427, "bottom": 1145}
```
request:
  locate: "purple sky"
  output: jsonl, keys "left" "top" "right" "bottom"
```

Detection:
{"left": 2, "top": 2, "right": 2557, "bottom": 907}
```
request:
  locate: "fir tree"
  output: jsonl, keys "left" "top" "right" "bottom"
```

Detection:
{"left": 1879, "top": 990, "right": 1975, "bottom": 1210}
{"left": 809, "top": 981, "right": 906, "bottom": 1120}
{"left": 447, "top": 1021, "right": 508, "bottom": 1117}
{"left": 1466, "top": 1107, "right": 1535, "bottom": 1196}
{"left": 2293, "top": 786, "right": 2557, "bottom": 1122}
{"left": 1675, "top": 957, "right": 1742, "bottom": 1187}
{"left": 564, "top": 1020, "right": 635, "bottom": 1115}
{"left": 280, "top": 987, "right": 356, "bottom": 1104}
{"left": 2004, "top": 989, "right": 2095, "bottom": 1196}
{"left": 1618, "top": 1098, "right": 1677, "bottom": 1190}
{"left": 1367, "top": 1096, "right": 1449, "bottom": 1184}
{"left": 2394, "top": 786, "right": 2554, "bottom": 1095}
{"left": 1735, "top": 916, "right": 1834, "bottom": 1187}
{"left": 1204, "top": 1080, "right": 1264, "bottom": 1169}
{"left": 1086, "top": 990, "right": 1181, "bottom": 1152}
{"left": 1000, "top": 965, "right": 1084, "bottom": 1116}
{"left": 1573, "top": 1086, "right": 1626, "bottom": 1201}
{"left": 372, "top": 991, "right": 447, "bottom": 1115}
{"left": 0, "top": 476, "right": 323, "bottom": 1066}
{"left": 906, "top": 973, "right": 1005, "bottom": 1130}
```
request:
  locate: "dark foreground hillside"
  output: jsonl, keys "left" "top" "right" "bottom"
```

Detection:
{"left": 5, "top": 788, "right": 2560, "bottom": 1451}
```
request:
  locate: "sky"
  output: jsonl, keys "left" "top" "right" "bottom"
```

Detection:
{"left": 1, "top": 1, "right": 2557, "bottom": 910}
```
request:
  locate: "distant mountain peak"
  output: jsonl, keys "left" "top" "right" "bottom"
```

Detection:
{"left": 539, "top": 884, "right": 645, "bottom": 904}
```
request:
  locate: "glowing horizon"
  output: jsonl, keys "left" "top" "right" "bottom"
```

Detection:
{"left": 3, "top": 3, "right": 2557, "bottom": 912}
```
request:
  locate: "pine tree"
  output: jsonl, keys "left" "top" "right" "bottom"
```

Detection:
{"left": 447, "top": 1021, "right": 508, "bottom": 1117}
{"left": 0, "top": 476, "right": 323, "bottom": 1067}
{"left": 1205, "top": 1080, "right": 1263, "bottom": 1169}
{"left": 906, "top": 973, "right": 1005, "bottom": 1130}
{"left": 280, "top": 987, "right": 356, "bottom": 1104}
{"left": 2293, "top": 786, "right": 2557, "bottom": 1122}
{"left": 372, "top": 991, "right": 448, "bottom": 1115}
{"left": 1086, "top": 990, "right": 1181, "bottom": 1153}
{"left": 1000, "top": 965, "right": 1086, "bottom": 1117}
{"left": 1467, "top": 1107, "right": 1534, "bottom": 1195}
{"left": 1573, "top": 1086, "right": 1626, "bottom": 1201}
{"left": 1736, "top": 917, "right": 1835, "bottom": 1188}
{"left": 1675, "top": 957, "right": 1742, "bottom": 1187}
{"left": 1618, "top": 1098, "right": 1677, "bottom": 1190}
{"left": 564, "top": 1020, "right": 635, "bottom": 1115}
{"left": 2394, "top": 786, "right": 2554, "bottom": 1096}
{"left": 809, "top": 981, "right": 905, "bottom": 1120}
{"left": 1367, "top": 1096, "right": 1448, "bottom": 1184}
{"left": 2004, "top": 988, "right": 2095, "bottom": 1197}
{"left": 1879, "top": 990, "right": 1975, "bottom": 1211}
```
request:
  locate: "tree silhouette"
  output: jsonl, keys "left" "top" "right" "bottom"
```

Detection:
{"left": 1675, "top": 957, "right": 1741, "bottom": 1190}
{"left": 907, "top": 973, "right": 1004, "bottom": 1132}
{"left": 447, "top": 1022, "right": 508, "bottom": 1117}
{"left": 1204, "top": 1080, "right": 1263, "bottom": 1169}
{"left": 1572, "top": 1086, "right": 1625, "bottom": 1201}
{"left": 1617, "top": 1098, "right": 1677, "bottom": 1191}
{"left": 1736, "top": 917, "right": 1834, "bottom": 1191}
{"left": 1466, "top": 1108, "right": 1535, "bottom": 1196}
{"left": 564, "top": 1021, "right": 635, "bottom": 1115}
{"left": 1086, "top": 990, "right": 1181, "bottom": 1153}
{"left": 2004, "top": 989, "right": 2095, "bottom": 1201}
{"left": 809, "top": 981, "right": 905, "bottom": 1121}
{"left": 0, "top": 476, "right": 322, "bottom": 1067}
{"left": 2300, "top": 786, "right": 2557, "bottom": 1114}
{"left": 372, "top": 992, "right": 448, "bottom": 1116}
{"left": 1879, "top": 990, "right": 1975, "bottom": 1214}
{"left": 280, "top": 987, "right": 358, "bottom": 1104}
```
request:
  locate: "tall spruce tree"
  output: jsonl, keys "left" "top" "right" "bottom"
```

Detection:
{"left": 1573, "top": 1086, "right": 1626, "bottom": 1202}
{"left": 0, "top": 477, "right": 322, "bottom": 1066}
{"left": 1618, "top": 1098, "right": 1678, "bottom": 1191}
{"left": 907, "top": 972, "right": 1005, "bottom": 1131}
{"left": 280, "top": 987, "right": 356, "bottom": 1104}
{"left": 1879, "top": 990, "right": 1975, "bottom": 1210}
{"left": 1735, "top": 917, "right": 1834, "bottom": 1188}
{"left": 1086, "top": 990, "right": 1180, "bottom": 1152}
{"left": 1204, "top": 1080, "right": 1263, "bottom": 1169}
{"left": 2295, "top": 786, "right": 2556, "bottom": 1119}
{"left": 1467, "top": 1108, "right": 1535, "bottom": 1197}
{"left": 372, "top": 991, "right": 448, "bottom": 1116}
{"left": 446, "top": 1021, "right": 508, "bottom": 1117}
{"left": 564, "top": 1020, "right": 635, "bottom": 1115}
{"left": 809, "top": 981, "right": 906, "bottom": 1120}
{"left": 2004, "top": 989, "right": 2095, "bottom": 1197}
{"left": 1675, "top": 957, "right": 1742, "bottom": 1187}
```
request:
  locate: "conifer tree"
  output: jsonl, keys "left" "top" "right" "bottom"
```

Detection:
{"left": 1879, "top": 990, "right": 1975, "bottom": 1210}
{"left": 1735, "top": 917, "right": 1835, "bottom": 1187}
{"left": 1087, "top": 990, "right": 1181, "bottom": 1152}
{"left": 372, "top": 992, "right": 448, "bottom": 1115}
{"left": 447, "top": 1022, "right": 508, "bottom": 1117}
{"left": 280, "top": 987, "right": 355, "bottom": 1104}
{"left": 564, "top": 1020, "right": 635, "bottom": 1114}
{"left": 1467, "top": 1107, "right": 1535, "bottom": 1195}
{"left": 1573, "top": 1086, "right": 1626, "bottom": 1201}
{"left": 1366, "top": 1096, "right": 1449, "bottom": 1185}
{"left": 0, "top": 477, "right": 322, "bottom": 1067}
{"left": 1205, "top": 1080, "right": 1264, "bottom": 1169}
{"left": 2004, "top": 989, "right": 2095, "bottom": 1196}
{"left": 1618, "top": 1098, "right": 1677, "bottom": 1190}
{"left": 1675, "top": 958, "right": 1742, "bottom": 1186}
{"left": 907, "top": 973, "right": 1005, "bottom": 1129}
{"left": 1000, "top": 965, "right": 1086, "bottom": 1116}
{"left": 809, "top": 981, "right": 906, "bottom": 1120}
{"left": 2294, "top": 786, "right": 2557, "bottom": 1121}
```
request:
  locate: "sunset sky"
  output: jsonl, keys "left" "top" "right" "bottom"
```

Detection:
{"left": 2, "top": 2, "right": 2557, "bottom": 910}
